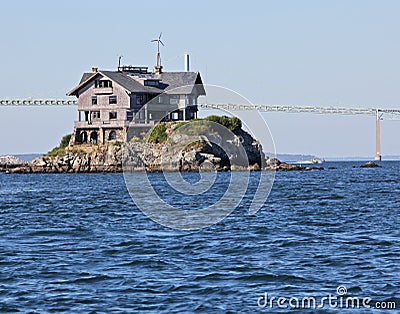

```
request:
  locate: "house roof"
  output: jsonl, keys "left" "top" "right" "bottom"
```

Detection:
{"left": 158, "top": 72, "right": 205, "bottom": 95}
{"left": 67, "top": 70, "right": 205, "bottom": 96}
{"left": 100, "top": 71, "right": 164, "bottom": 94}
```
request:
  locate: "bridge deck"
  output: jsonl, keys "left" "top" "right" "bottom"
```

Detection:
{"left": 1, "top": 99, "right": 399, "bottom": 120}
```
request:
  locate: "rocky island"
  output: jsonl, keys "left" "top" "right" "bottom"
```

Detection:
{"left": 8, "top": 117, "right": 306, "bottom": 174}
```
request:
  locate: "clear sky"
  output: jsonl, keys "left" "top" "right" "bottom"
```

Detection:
{"left": 0, "top": 0, "right": 399, "bottom": 157}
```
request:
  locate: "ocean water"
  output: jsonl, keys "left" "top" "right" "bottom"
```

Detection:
{"left": 0, "top": 162, "right": 399, "bottom": 312}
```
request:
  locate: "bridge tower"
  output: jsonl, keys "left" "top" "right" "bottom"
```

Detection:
{"left": 375, "top": 109, "right": 382, "bottom": 161}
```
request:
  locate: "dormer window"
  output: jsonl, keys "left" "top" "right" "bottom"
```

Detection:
{"left": 144, "top": 80, "right": 159, "bottom": 87}
{"left": 95, "top": 80, "right": 112, "bottom": 88}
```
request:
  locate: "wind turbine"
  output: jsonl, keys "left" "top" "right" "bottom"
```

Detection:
{"left": 151, "top": 33, "right": 165, "bottom": 69}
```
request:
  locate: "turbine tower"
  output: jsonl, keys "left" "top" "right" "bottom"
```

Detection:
{"left": 151, "top": 33, "right": 164, "bottom": 74}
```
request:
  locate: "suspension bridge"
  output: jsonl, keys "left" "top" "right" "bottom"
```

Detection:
{"left": 1, "top": 98, "right": 400, "bottom": 160}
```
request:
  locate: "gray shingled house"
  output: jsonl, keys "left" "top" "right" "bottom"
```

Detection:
{"left": 67, "top": 65, "right": 205, "bottom": 145}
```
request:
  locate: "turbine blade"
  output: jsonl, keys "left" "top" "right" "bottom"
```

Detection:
{"left": 160, "top": 40, "right": 165, "bottom": 46}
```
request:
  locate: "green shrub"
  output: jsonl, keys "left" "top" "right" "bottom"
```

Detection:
{"left": 47, "top": 134, "right": 72, "bottom": 156}
{"left": 204, "top": 115, "right": 242, "bottom": 132}
{"left": 148, "top": 123, "right": 167, "bottom": 143}
{"left": 59, "top": 134, "right": 72, "bottom": 149}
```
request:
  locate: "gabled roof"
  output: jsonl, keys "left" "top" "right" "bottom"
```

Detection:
{"left": 67, "top": 70, "right": 205, "bottom": 96}
{"left": 79, "top": 72, "right": 95, "bottom": 84}
{"left": 67, "top": 72, "right": 101, "bottom": 96}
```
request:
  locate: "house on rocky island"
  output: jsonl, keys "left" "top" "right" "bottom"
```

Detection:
{"left": 67, "top": 64, "right": 205, "bottom": 145}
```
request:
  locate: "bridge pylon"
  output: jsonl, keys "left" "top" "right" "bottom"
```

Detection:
{"left": 374, "top": 109, "right": 382, "bottom": 161}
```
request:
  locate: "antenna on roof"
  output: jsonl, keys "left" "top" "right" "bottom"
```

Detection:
{"left": 118, "top": 55, "right": 123, "bottom": 69}
{"left": 151, "top": 32, "right": 164, "bottom": 74}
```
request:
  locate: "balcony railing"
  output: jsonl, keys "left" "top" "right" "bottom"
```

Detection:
{"left": 74, "top": 120, "right": 127, "bottom": 128}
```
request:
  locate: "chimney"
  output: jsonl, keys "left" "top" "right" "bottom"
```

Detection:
{"left": 184, "top": 53, "right": 190, "bottom": 72}
{"left": 154, "top": 65, "right": 163, "bottom": 74}
{"left": 92, "top": 67, "right": 98, "bottom": 73}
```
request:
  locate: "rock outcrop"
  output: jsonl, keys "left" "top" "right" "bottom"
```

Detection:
{"left": 264, "top": 158, "right": 326, "bottom": 171}
{"left": 0, "top": 155, "right": 27, "bottom": 172}
{"left": 10, "top": 144, "right": 123, "bottom": 174}
{"left": 360, "top": 161, "right": 382, "bottom": 168}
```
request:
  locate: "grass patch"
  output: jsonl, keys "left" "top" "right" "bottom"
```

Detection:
{"left": 47, "top": 147, "right": 66, "bottom": 156}
{"left": 147, "top": 115, "right": 243, "bottom": 143}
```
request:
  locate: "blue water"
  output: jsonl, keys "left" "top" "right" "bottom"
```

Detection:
{"left": 0, "top": 162, "right": 399, "bottom": 312}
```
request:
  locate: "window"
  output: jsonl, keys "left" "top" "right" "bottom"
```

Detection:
{"left": 80, "top": 131, "right": 88, "bottom": 143}
{"left": 136, "top": 94, "right": 145, "bottom": 105}
{"left": 92, "top": 96, "right": 97, "bottom": 105}
{"left": 109, "top": 131, "right": 117, "bottom": 140}
{"left": 109, "top": 96, "right": 117, "bottom": 104}
{"left": 95, "top": 80, "right": 112, "bottom": 88}
{"left": 92, "top": 111, "right": 100, "bottom": 119}
{"left": 90, "top": 131, "right": 98, "bottom": 144}
{"left": 169, "top": 95, "right": 180, "bottom": 105}
{"left": 109, "top": 112, "right": 117, "bottom": 119}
